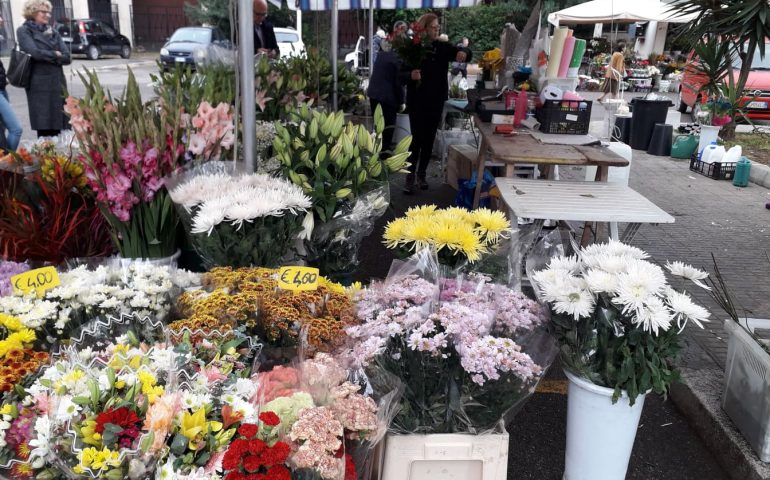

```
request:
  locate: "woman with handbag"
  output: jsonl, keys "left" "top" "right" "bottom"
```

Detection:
{"left": 16, "top": 0, "right": 70, "bottom": 138}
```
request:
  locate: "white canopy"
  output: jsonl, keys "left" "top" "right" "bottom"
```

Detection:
{"left": 548, "top": 0, "right": 697, "bottom": 25}
{"left": 280, "top": 0, "right": 474, "bottom": 11}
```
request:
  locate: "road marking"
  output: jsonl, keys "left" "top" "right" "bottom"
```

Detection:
{"left": 536, "top": 380, "right": 568, "bottom": 395}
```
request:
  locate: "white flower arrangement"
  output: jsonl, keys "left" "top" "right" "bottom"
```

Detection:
{"left": 169, "top": 172, "right": 312, "bottom": 268}
{"left": 534, "top": 239, "right": 710, "bottom": 334}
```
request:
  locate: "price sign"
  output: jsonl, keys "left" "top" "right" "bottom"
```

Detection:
{"left": 11, "top": 267, "right": 61, "bottom": 297}
{"left": 278, "top": 266, "right": 319, "bottom": 292}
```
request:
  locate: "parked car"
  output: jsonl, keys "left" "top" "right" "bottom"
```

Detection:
{"left": 344, "top": 36, "right": 369, "bottom": 74}
{"left": 57, "top": 19, "right": 131, "bottom": 60}
{"left": 159, "top": 26, "right": 233, "bottom": 71}
{"left": 274, "top": 27, "right": 305, "bottom": 59}
{"left": 679, "top": 43, "right": 770, "bottom": 121}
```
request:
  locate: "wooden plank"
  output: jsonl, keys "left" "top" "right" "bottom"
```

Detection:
{"left": 574, "top": 145, "right": 629, "bottom": 167}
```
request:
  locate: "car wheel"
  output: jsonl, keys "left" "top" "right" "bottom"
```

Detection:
{"left": 87, "top": 45, "right": 100, "bottom": 60}
{"left": 120, "top": 45, "right": 131, "bottom": 59}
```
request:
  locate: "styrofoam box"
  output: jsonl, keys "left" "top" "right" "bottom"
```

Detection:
{"left": 722, "top": 318, "right": 770, "bottom": 462}
{"left": 379, "top": 431, "right": 509, "bottom": 480}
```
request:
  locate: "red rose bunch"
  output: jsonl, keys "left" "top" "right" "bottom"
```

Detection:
{"left": 95, "top": 406, "right": 142, "bottom": 449}
{"left": 222, "top": 417, "right": 291, "bottom": 480}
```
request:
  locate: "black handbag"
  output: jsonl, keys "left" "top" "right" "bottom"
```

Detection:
{"left": 7, "top": 44, "right": 32, "bottom": 88}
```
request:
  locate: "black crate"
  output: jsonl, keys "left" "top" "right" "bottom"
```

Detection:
{"left": 689, "top": 154, "right": 736, "bottom": 180}
{"left": 536, "top": 100, "right": 592, "bottom": 135}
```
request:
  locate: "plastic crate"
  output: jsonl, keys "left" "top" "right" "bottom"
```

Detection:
{"left": 535, "top": 100, "right": 592, "bottom": 135}
{"left": 723, "top": 318, "right": 770, "bottom": 462}
{"left": 688, "top": 154, "right": 736, "bottom": 180}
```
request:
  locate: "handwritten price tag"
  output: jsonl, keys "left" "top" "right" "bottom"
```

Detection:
{"left": 11, "top": 266, "right": 61, "bottom": 297}
{"left": 277, "top": 266, "right": 319, "bottom": 292}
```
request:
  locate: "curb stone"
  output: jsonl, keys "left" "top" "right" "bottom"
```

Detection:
{"left": 750, "top": 162, "right": 770, "bottom": 189}
{"left": 671, "top": 335, "right": 770, "bottom": 480}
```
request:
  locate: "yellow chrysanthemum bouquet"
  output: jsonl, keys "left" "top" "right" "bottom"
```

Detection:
{"left": 383, "top": 205, "right": 511, "bottom": 268}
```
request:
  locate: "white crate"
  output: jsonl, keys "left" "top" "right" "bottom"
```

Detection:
{"left": 536, "top": 77, "right": 579, "bottom": 93}
{"left": 722, "top": 318, "right": 770, "bottom": 462}
{"left": 379, "top": 431, "right": 509, "bottom": 480}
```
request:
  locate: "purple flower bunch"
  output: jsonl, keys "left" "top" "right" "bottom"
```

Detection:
{"left": 0, "top": 261, "right": 30, "bottom": 296}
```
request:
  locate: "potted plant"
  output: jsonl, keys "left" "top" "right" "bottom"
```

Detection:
{"left": 533, "top": 240, "right": 711, "bottom": 480}
{"left": 272, "top": 105, "right": 411, "bottom": 280}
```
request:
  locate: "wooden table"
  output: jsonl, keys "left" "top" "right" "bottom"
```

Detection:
{"left": 472, "top": 118, "right": 629, "bottom": 208}
{"left": 496, "top": 178, "right": 675, "bottom": 243}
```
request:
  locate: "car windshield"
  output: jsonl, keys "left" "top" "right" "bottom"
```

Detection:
{"left": 276, "top": 32, "right": 299, "bottom": 43}
{"left": 169, "top": 28, "right": 212, "bottom": 44}
{"left": 733, "top": 47, "right": 770, "bottom": 70}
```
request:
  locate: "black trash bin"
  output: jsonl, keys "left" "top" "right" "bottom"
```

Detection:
{"left": 629, "top": 98, "right": 673, "bottom": 150}
{"left": 613, "top": 115, "right": 632, "bottom": 144}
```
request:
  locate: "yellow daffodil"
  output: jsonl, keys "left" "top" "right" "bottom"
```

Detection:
{"left": 75, "top": 447, "right": 120, "bottom": 473}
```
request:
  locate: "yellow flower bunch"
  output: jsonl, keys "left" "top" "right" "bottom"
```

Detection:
{"left": 40, "top": 154, "right": 87, "bottom": 189}
{"left": 0, "top": 314, "right": 36, "bottom": 358}
{"left": 383, "top": 206, "right": 511, "bottom": 264}
{"left": 73, "top": 446, "right": 121, "bottom": 474}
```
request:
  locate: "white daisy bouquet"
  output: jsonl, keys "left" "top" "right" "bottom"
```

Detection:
{"left": 168, "top": 163, "right": 312, "bottom": 269}
{"left": 532, "top": 240, "right": 710, "bottom": 404}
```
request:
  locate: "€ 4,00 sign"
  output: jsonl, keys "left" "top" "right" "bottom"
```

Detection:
{"left": 277, "top": 266, "right": 319, "bottom": 292}
{"left": 11, "top": 266, "right": 61, "bottom": 297}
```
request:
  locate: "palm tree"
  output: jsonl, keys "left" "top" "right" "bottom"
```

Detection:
{"left": 668, "top": 0, "right": 770, "bottom": 138}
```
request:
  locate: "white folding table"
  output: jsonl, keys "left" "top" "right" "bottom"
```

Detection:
{"left": 496, "top": 178, "right": 675, "bottom": 243}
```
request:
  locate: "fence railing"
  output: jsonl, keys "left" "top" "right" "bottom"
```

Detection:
{"left": 131, "top": 5, "right": 186, "bottom": 49}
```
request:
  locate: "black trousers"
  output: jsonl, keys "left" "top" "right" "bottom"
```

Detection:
{"left": 370, "top": 99, "right": 398, "bottom": 152}
{"left": 37, "top": 129, "right": 60, "bottom": 138}
{"left": 407, "top": 103, "right": 443, "bottom": 176}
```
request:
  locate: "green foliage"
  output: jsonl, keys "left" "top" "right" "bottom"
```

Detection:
{"left": 551, "top": 295, "right": 682, "bottom": 405}
{"left": 444, "top": 3, "right": 526, "bottom": 53}
{"left": 273, "top": 104, "right": 410, "bottom": 224}
{"left": 152, "top": 63, "right": 237, "bottom": 116}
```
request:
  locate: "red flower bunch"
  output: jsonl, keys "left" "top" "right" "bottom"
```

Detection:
{"left": 95, "top": 406, "right": 142, "bottom": 448}
{"left": 391, "top": 21, "right": 433, "bottom": 70}
{"left": 223, "top": 416, "right": 291, "bottom": 480}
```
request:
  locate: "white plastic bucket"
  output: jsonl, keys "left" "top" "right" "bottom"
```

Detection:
{"left": 563, "top": 370, "right": 646, "bottom": 480}
{"left": 697, "top": 125, "right": 722, "bottom": 156}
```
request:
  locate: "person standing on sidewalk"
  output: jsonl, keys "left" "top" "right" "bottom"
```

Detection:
{"left": 367, "top": 27, "right": 409, "bottom": 153}
{"left": 17, "top": 0, "right": 70, "bottom": 138}
{"left": 597, "top": 46, "right": 625, "bottom": 103}
{"left": 404, "top": 13, "right": 470, "bottom": 194}
{"left": 0, "top": 15, "right": 23, "bottom": 150}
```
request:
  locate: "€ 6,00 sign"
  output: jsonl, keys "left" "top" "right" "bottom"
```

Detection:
{"left": 277, "top": 266, "right": 319, "bottom": 292}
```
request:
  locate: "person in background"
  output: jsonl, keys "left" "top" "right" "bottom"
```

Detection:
{"left": 451, "top": 37, "right": 470, "bottom": 78}
{"left": 367, "top": 27, "right": 408, "bottom": 153}
{"left": 253, "top": 0, "right": 279, "bottom": 59}
{"left": 0, "top": 15, "right": 22, "bottom": 150}
{"left": 17, "top": 0, "right": 70, "bottom": 138}
{"left": 403, "top": 13, "right": 470, "bottom": 193}
{"left": 370, "top": 25, "right": 386, "bottom": 71}
{"left": 597, "top": 45, "right": 625, "bottom": 103}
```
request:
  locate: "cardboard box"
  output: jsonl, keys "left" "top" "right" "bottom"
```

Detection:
{"left": 446, "top": 143, "right": 478, "bottom": 190}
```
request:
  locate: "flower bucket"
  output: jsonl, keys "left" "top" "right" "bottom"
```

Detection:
{"left": 563, "top": 370, "right": 646, "bottom": 480}
{"left": 380, "top": 430, "right": 509, "bottom": 480}
{"left": 116, "top": 249, "right": 182, "bottom": 269}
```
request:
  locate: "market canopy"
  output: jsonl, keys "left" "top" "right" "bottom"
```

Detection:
{"left": 547, "top": 0, "right": 698, "bottom": 25}
{"left": 281, "top": 0, "right": 475, "bottom": 10}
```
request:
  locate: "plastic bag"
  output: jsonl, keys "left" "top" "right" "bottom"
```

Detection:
{"left": 455, "top": 169, "right": 495, "bottom": 209}
{"left": 165, "top": 161, "right": 311, "bottom": 269}
{"left": 303, "top": 183, "right": 390, "bottom": 280}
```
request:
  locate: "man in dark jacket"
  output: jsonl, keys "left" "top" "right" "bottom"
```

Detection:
{"left": 367, "top": 46, "right": 406, "bottom": 153}
{"left": 253, "top": 0, "right": 279, "bottom": 58}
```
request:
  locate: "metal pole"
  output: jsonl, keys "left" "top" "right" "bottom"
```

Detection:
{"left": 297, "top": 8, "right": 302, "bottom": 40}
{"left": 240, "top": 0, "right": 256, "bottom": 172}
{"left": 331, "top": 0, "right": 338, "bottom": 111}
{"left": 368, "top": 0, "right": 374, "bottom": 80}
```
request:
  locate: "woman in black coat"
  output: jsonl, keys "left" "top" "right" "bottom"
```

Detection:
{"left": 17, "top": 0, "right": 70, "bottom": 137}
{"left": 403, "top": 13, "right": 469, "bottom": 193}
{"left": 367, "top": 46, "right": 408, "bottom": 153}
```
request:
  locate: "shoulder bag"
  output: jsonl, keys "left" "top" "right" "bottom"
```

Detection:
{"left": 7, "top": 43, "right": 32, "bottom": 88}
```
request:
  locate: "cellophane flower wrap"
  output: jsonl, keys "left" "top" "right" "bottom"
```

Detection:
{"left": 0, "top": 261, "right": 29, "bottom": 297}
{"left": 42, "top": 313, "right": 180, "bottom": 479}
{"left": 272, "top": 105, "right": 411, "bottom": 279}
{"left": 0, "top": 262, "right": 200, "bottom": 350}
{"left": 383, "top": 205, "right": 512, "bottom": 270}
{"left": 531, "top": 238, "right": 710, "bottom": 404}
{"left": 345, "top": 249, "right": 555, "bottom": 434}
{"left": 167, "top": 162, "right": 311, "bottom": 269}
{"left": 65, "top": 69, "right": 187, "bottom": 259}
{"left": 250, "top": 353, "right": 398, "bottom": 480}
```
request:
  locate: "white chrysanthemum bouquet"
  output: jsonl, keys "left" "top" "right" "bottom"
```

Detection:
{"left": 169, "top": 167, "right": 311, "bottom": 269}
{"left": 533, "top": 240, "right": 710, "bottom": 404}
